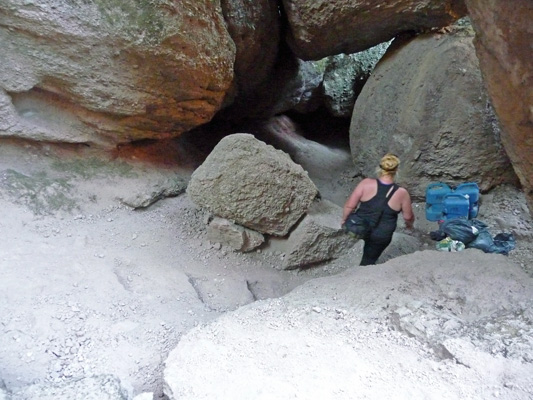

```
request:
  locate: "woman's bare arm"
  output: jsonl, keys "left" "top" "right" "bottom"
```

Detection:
{"left": 401, "top": 190, "right": 415, "bottom": 229}
{"left": 341, "top": 180, "right": 366, "bottom": 224}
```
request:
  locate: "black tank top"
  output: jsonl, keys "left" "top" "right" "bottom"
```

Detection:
{"left": 357, "top": 180, "right": 400, "bottom": 232}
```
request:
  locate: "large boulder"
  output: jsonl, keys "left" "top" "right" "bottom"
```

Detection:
{"left": 349, "top": 27, "right": 518, "bottom": 200}
{"left": 465, "top": 0, "right": 533, "bottom": 213}
{"left": 0, "top": 0, "right": 235, "bottom": 147}
{"left": 282, "top": 0, "right": 467, "bottom": 60}
{"left": 187, "top": 134, "right": 318, "bottom": 236}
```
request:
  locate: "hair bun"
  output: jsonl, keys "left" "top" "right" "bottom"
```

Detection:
{"left": 380, "top": 154, "right": 400, "bottom": 171}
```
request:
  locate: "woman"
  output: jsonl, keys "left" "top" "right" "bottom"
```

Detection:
{"left": 342, "top": 154, "right": 415, "bottom": 266}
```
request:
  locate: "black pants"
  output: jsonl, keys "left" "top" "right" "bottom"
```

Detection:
{"left": 360, "top": 234, "right": 393, "bottom": 266}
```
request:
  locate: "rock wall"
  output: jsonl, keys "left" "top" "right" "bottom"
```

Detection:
{"left": 0, "top": 0, "right": 469, "bottom": 147}
{"left": 1, "top": 0, "right": 529, "bottom": 211}
{"left": 465, "top": 0, "right": 533, "bottom": 211}
{"left": 0, "top": 0, "right": 235, "bottom": 146}
{"left": 221, "top": 0, "right": 280, "bottom": 99}
{"left": 322, "top": 43, "right": 390, "bottom": 118}
{"left": 282, "top": 0, "right": 467, "bottom": 60}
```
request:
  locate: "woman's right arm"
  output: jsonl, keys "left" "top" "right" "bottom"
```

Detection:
{"left": 341, "top": 181, "right": 365, "bottom": 224}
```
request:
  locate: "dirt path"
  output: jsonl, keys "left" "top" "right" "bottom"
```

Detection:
{"left": 0, "top": 137, "right": 532, "bottom": 399}
{"left": 0, "top": 139, "right": 352, "bottom": 397}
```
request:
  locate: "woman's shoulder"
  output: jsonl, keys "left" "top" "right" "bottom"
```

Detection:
{"left": 394, "top": 185, "right": 411, "bottom": 198}
{"left": 354, "top": 178, "right": 375, "bottom": 189}
{"left": 360, "top": 178, "right": 377, "bottom": 185}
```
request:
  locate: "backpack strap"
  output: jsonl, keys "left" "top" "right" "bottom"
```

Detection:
{"left": 385, "top": 184, "right": 400, "bottom": 201}
{"left": 372, "top": 183, "right": 400, "bottom": 227}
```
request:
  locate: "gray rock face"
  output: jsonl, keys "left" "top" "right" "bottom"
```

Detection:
{"left": 207, "top": 217, "right": 265, "bottom": 252}
{"left": 266, "top": 199, "right": 357, "bottom": 269}
{"left": 221, "top": 0, "right": 280, "bottom": 98}
{"left": 465, "top": 0, "right": 533, "bottom": 213}
{"left": 187, "top": 134, "right": 318, "bottom": 236}
{"left": 228, "top": 55, "right": 326, "bottom": 119}
{"left": 163, "top": 251, "right": 533, "bottom": 399}
{"left": 349, "top": 29, "right": 518, "bottom": 200}
{"left": 268, "top": 58, "right": 325, "bottom": 116}
{"left": 0, "top": 0, "right": 235, "bottom": 146}
{"left": 322, "top": 42, "right": 390, "bottom": 118}
{"left": 282, "top": 0, "right": 467, "bottom": 60}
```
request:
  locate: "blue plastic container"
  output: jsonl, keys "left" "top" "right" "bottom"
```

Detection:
{"left": 426, "top": 203, "right": 445, "bottom": 222}
{"left": 455, "top": 182, "right": 480, "bottom": 219}
{"left": 455, "top": 182, "right": 479, "bottom": 204}
{"left": 443, "top": 193, "right": 470, "bottom": 220}
{"left": 426, "top": 182, "right": 452, "bottom": 205}
{"left": 469, "top": 204, "right": 479, "bottom": 219}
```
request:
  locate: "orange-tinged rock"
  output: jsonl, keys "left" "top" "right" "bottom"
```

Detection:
{"left": 0, "top": 0, "right": 236, "bottom": 147}
{"left": 465, "top": 0, "right": 533, "bottom": 213}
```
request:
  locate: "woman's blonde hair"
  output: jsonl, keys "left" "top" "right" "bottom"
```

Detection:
{"left": 377, "top": 153, "right": 400, "bottom": 178}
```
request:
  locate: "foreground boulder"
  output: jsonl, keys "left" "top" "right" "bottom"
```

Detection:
{"left": 187, "top": 134, "right": 318, "bottom": 236}
{"left": 10, "top": 375, "right": 130, "bottom": 400}
{"left": 0, "top": 380, "right": 7, "bottom": 400}
{"left": 465, "top": 0, "right": 533, "bottom": 213}
{"left": 282, "top": 0, "right": 467, "bottom": 60}
{"left": 350, "top": 27, "right": 518, "bottom": 200}
{"left": 164, "top": 250, "right": 533, "bottom": 399}
{"left": 0, "top": 0, "right": 235, "bottom": 147}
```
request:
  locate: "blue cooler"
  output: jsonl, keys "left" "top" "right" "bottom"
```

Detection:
{"left": 455, "top": 182, "right": 480, "bottom": 218}
{"left": 443, "top": 193, "right": 470, "bottom": 220}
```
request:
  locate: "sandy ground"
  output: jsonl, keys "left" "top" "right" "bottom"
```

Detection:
{"left": 0, "top": 135, "right": 532, "bottom": 399}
